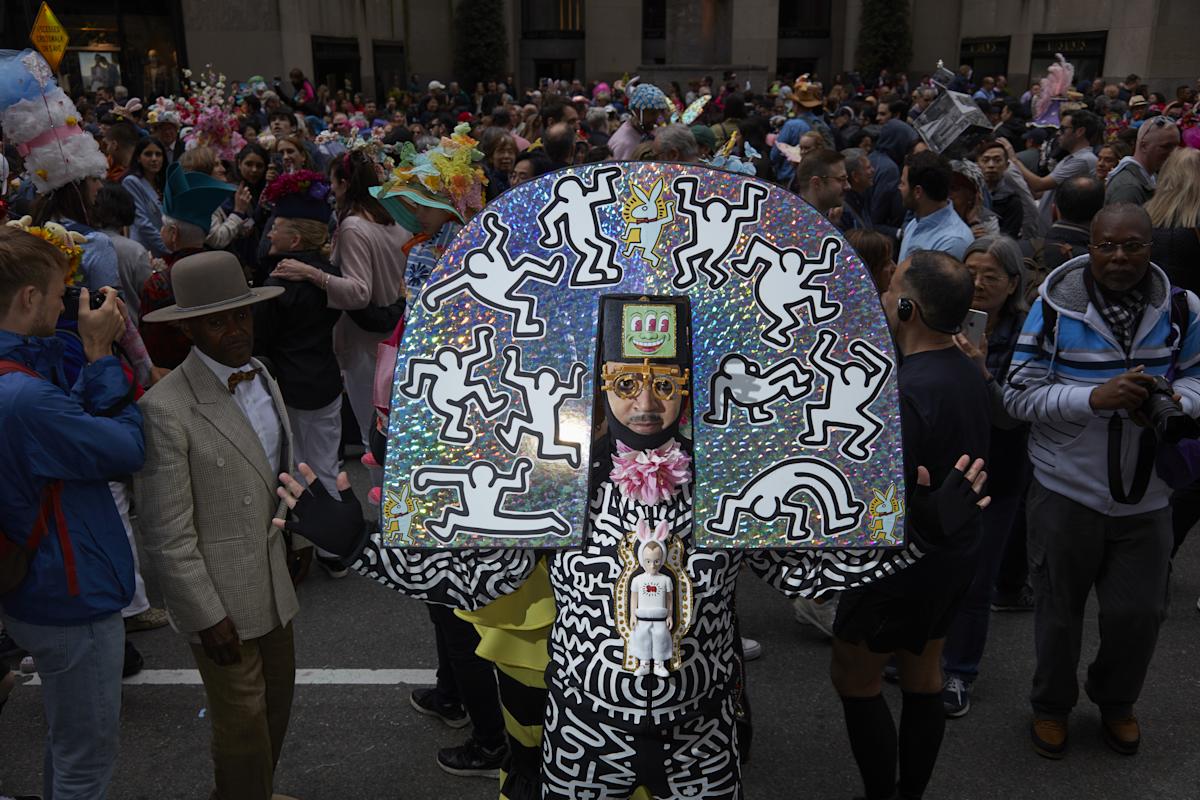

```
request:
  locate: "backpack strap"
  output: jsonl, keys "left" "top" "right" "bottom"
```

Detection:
{"left": 0, "top": 359, "right": 79, "bottom": 595}
{"left": 0, "top": 359, "right": 42, "bottom": 380}
{"left": 1036, "top": 301, "right": 1059, "bottom": 357}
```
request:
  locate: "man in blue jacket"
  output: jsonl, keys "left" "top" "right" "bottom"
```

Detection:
{"left": 1004, "top": 203, "right": 1200, "bottom": 760}
{"left": 0, "top": 226, "right": 144, "bottom": 799}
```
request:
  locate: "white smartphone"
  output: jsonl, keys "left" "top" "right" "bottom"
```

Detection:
{"left": 962, "top": 309, "right": 988, "bottom": 347}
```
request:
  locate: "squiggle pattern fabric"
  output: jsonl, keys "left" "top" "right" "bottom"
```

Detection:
{"left": 356, "top": 465, "right": 923, "bottom": 796}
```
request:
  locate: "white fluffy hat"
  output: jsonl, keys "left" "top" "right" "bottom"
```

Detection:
{"left": 0, "top": 49, "right": 107, "bottom": 193}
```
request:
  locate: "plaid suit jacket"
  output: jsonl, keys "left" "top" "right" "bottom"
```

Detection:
{"left": 135, "top": 349, "right": 299, "bottom": 640}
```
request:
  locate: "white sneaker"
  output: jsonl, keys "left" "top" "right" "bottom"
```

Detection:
{"left": 792, "top": 595, "right": 837, "bottom": 639}
{"left": 741, "top": 637, "right": 763, "bottom": 661}
{"left": 634, "top": 662, "right": 650, "bottom": 677}
{"left": 653, "top": 663, "right": 669, "bottom": 678}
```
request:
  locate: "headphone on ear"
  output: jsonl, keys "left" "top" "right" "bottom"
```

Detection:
{"left": 897, "top": 296, "right": 961, "bottom": 334}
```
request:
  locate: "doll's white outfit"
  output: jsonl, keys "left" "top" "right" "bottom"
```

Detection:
{"left": 630, "top": 571, "right": 673, "bottom": 664}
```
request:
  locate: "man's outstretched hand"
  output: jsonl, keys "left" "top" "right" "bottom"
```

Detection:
{"left": 273, "top": 463, "right": 366, "bottom": 561}
{"left": 910, "top": 454, "right": 990, "bottom": 547}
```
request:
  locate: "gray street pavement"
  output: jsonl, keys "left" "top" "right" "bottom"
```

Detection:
{"left": 3, "top": 464, "right": 1199, "bottom": 799}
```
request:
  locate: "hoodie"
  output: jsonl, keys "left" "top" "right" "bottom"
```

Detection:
{"left": 1003, "top": 255, "right": 1200, "bottom": 516}
{"left": 1104, "top": 156, "right": 1155, "bottom": 206}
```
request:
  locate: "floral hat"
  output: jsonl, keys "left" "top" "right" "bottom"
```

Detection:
{"left": 262, "top": 169, "right": 332, "bottom": 223}
{"left": 7, "top": 214, "right": 86, "bottom": 285}
{"left": 170, "top": 66, "right": 247, "bottom": 160}
{"left": 315, "top": 127, "right": 399, "bottom": 171}
{"left": 146, "top": 97, "right": 182, "bottom": 127}
{"left": 372, "top": 123, "right": 487, "bottom": 233}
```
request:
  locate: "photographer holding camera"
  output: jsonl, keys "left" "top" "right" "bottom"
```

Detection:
{"left": 1004, "top": 203, "right": 1200, "bottom": 760}
{"left": 0, "top": 226, "right": 144, "bottom": 797}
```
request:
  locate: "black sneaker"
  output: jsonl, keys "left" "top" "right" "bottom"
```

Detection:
{"left": 991, "top": 585, "right": 1035, "bottom": 612}
{"left": 942, "top": 675, "right": 971, "bottom": 718}
{"left": 122, "top": 640, "right": 144, "bottom": 679}
{"left": 317, "top": 554, "right": 349, "bottom": 579}
{"left": 410, "top": 687, "right": 469, "bottom": 729}
{"left": 436, "top": 737, "right": 507, "bottom": 778}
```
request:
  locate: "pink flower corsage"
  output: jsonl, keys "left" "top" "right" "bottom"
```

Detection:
{"left": 610, "top": 438, "right": 692, "bottom": 506}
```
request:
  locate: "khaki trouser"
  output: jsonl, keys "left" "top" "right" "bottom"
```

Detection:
{"left": 191, "top": 622, "right": 296, "bottom": 800}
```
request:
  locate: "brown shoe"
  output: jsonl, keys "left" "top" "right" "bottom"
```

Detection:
{"left": 1031, "top": 717, "right": 1068, "bottom": 759}
{"left": 124, "top": 607, "right": 170, "bottom": 633}
{"left": 1102, "top": 716, "right": 1140, "bottom": 755}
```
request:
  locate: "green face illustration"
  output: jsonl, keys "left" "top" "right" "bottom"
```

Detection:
{"left": 622, "top": 304, "right": 677, "bottom": 359}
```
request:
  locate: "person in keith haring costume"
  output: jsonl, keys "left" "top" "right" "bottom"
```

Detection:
{"left": 351, "top": 284, "right": 990, "bottom": 800}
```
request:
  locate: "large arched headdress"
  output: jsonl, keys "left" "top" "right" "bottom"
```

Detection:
{"left": 381, "top": 162, "right": 905, "bottom": 550}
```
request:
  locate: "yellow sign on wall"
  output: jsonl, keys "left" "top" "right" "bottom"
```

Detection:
{"left": 30, "top": 2, "right": 68, "bottom": 72}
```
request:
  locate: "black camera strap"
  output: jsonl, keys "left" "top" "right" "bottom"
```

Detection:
{"left": 1107, "top": 414, "right": 1156, "bottom": 505}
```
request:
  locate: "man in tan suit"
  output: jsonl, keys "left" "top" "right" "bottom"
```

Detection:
{"left": 135, "top": 250, "right": 299, "bottom": 800}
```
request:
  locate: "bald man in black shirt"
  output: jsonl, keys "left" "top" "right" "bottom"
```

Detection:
{"left": 831, "top": 250, "right": 992, "bottom": 800}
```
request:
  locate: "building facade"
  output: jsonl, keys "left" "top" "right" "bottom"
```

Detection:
{"left": 1, "top": 0, "right": 1196, "bottom": 101}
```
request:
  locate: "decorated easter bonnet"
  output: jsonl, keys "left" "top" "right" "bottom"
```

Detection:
{"left": 628, "top": 83, "right": 671, "bottom": 112}
{"left": 6, "top": 214, "right": 86, "bottom": 285}
{"left": 263, "top": 169, "right": 332, "bottom": 223}
{"left": 371, "top": 123, "right": 487, "bottom": 233}
{"left": 162, "top": 162, "right": 235, "bottom": 231}
{"left": 0, "top": 49, "right": 107, "bottom": 193}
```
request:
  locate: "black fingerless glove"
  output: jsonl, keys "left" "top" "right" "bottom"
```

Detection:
{"left": 908, "top": 468, "right": 984, "bottom": 550}
{"left": 285, "top": 480, "right": 369, "bottom": 566}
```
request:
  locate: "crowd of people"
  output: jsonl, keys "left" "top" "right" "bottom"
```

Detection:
{"left": 2, "top": 44, "right": 1200, "bottom": 800}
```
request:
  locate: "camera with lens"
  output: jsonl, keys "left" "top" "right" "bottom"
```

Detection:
{"left": 1142, "top": 375, "right": 1200, "bottom": 443}
{"left": 62, "top": 286, "right": 114, "bottom": 321}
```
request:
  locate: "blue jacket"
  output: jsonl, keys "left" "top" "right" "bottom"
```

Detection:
{"left": 1003, "top": 256, "right": 1200, "bottom": 516}
{"left": 0, "top": 330, "right": 144, "bottom": 625}
{"left": 121, "top": 173, "right": 168, "bottom": 257}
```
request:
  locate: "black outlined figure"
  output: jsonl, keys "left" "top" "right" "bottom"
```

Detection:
{"left": 797, "top": 330, "right": 892, "bottom": 462}
{"left": 399, "top": 326, "right": 506, "bottom": 445}
{"left": 422, "top": 211, "right": 566, "bottom": 337}
{"left": 730, "top": 235, "right": 842, "bottom": 349}
{"left": 702, "top": 354, "right": 813, "bottom": 426}
{"left": 537, "top": 165, "right": 624, "bottom": 286}
{"left": 412, "top": 458, "right": 572, "bottom": 543}
{"left": 706, "top": 456, "right": 864, "bottom": 542}
{"left": 494, "top": 345, "right": 587, "bottom": 467}
{"left": 670, "top": 176, "right": 768, "bottom": 289}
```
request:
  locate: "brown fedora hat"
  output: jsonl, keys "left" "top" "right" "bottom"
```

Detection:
{"left": 141, "top": 251, "right": 283, "bottom": 323}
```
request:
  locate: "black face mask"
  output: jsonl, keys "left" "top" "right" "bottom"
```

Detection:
{"left": 602, "top": 395, "right": 681, "bottom": 452}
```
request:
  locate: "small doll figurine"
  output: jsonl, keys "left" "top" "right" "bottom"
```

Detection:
{"left": 629, "top": 519, "right": 674, "bottom": 677}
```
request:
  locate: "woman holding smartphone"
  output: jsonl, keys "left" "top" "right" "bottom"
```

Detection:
{"left": 942, "top": 234, "right": 1033, "bottom": 718}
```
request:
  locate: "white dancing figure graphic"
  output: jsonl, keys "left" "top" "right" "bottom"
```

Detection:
{"left": 399, "top": 326, "right": 506, "bottom": 445}
{"left": 421, "top": 211, "right": 566, "bottom": 337}
{"left": 538, "top": 165, "right": 624, "bottom": 286}
{"left": 620, "top": 177, "right": 676, "bottom": 268}
{"left": 702, "top": 354, "right": 813, "bottom": 426}
{"left": 669, "top": 176, "right": 768, "bottom": 289}
{"left": 797, "top": 330, "right": 892, "bottom": 462}
{"left": 411, "top": 458, "right": 572, "bottom": 543}
{"left": 706, "top": 456, "right": 865, "bottom": 542}
{"left": 730, "top": 235, "right": 842, "bottom": 349}
{"left": 495, "top": 345, "right": 587, "bottom": 467}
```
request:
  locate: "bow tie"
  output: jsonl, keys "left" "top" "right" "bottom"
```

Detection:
{"left": 227, "top": 367, "right": 262, "bottom": 394}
